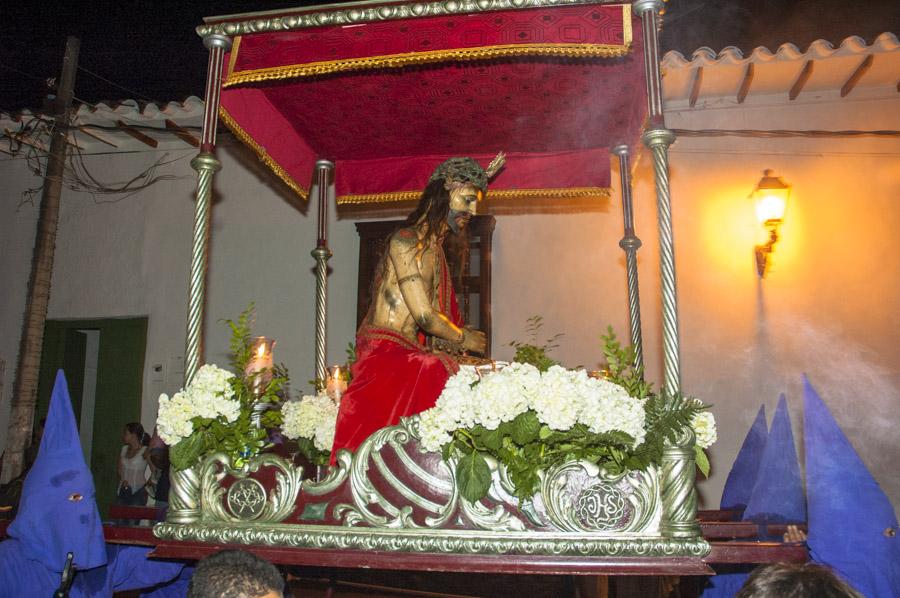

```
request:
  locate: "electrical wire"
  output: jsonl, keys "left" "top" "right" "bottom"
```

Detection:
{"left": 672, "top": 128, "right": 900, "bottom": 138}
{"left": 76, "top": 65, "right": 158, "bottom": 104}
{"left": 0, "top": 61, "right": 49, "bottom": 84}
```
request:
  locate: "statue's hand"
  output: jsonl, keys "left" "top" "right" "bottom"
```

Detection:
{"left": 461, "top": 328, "right": 487, "bottom": 355}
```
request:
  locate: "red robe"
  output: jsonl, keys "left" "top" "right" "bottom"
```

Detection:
{"left": 330, "top": 245, "right": 462, "bottom": 461}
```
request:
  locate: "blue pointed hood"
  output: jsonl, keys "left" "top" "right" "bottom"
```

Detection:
{"left": 804, "top": 375, "right": 900, "bottom": 598}
{"left": 721, "top": 404, "right": 767, "bottom": 512}
{"left": 7, "top": 370, "right": 107, "bottom": 572}
{"left": 742, "top": 394, "right": 805, "bottom": 524}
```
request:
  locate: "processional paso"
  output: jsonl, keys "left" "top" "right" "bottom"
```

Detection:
{"left": 154, "top": 0, "right": 711, "bottom": 570}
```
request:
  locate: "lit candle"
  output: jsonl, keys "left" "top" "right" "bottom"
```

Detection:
{"left": 245, "top": 336, "right": 275, "bottom": 395}
{"left": 325, "top": 365, "right": 348, "bottom": 401}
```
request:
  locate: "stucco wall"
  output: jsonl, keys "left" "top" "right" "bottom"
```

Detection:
{"left": 1, "top": 90, "right": 898, "bottom": 509}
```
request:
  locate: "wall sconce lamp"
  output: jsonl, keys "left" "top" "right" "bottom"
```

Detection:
{"left": 753, "top": 169, "right": 791, "bottom": 278}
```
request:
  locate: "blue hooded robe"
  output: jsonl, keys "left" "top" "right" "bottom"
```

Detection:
{"left": 0, "top": 371, "right": 184, "bottom": 596}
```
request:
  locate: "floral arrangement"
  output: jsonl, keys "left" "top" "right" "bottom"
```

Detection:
{"left": 281, "top": 393, "right": 339, "bottom": 466}
{"left": 158, "top": 306, "right": 288, "bottom": 471}
{"left": 418, "top": 323, "right": 716, "bottom": 503}
{"left": 157, "top": 364, "right": 239, "bottom": 447}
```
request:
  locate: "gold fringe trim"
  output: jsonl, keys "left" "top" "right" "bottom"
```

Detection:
{"left": 337, "top": 187, "right": 611, "bottom": 205}
{"left": 224, "top": 42, "right": 630, "bottom": 87}
{"left": 623, "top": 4, "right": 632, "bottom": 50}
{"left": 218, "top": 106, "right": 309, "bottom": 199}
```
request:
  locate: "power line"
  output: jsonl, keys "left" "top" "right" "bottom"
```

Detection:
{"left": 0, "top": 61, "right": 49, "bottom": 84}
{"left": 77, "top": 65, "right": 158, "bottom": 104}
{"left": 673, "top": 128, "right": 900, "bottom": 138}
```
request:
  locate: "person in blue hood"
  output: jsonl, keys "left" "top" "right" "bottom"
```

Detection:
{"left": 0, "top": 370, "right": 184, "bottom": 596}
{"left": 804, "top": 376, "right": 899, "bottom": 598}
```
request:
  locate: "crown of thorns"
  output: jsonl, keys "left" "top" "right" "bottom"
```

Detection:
{"left": 428, "top": 152, "right": 506, "bottom": 191}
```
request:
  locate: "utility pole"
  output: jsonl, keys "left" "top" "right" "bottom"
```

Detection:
{"left": 2, "top": 37, "right": 79, "bottom": 483}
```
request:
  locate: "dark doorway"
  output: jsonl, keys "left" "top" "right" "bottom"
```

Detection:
{"left": 36, "top": 317, "right": 147, "bottom": 518}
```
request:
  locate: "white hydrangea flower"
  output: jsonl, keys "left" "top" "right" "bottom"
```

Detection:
{"left": 416, "top": 362, "right": 651, "bottom": 455}
{"left": 156, "top": 391, "right": 196, "bottom": 445}
{"left": 692, "top": 411, "right": 717, "bottom": 448}
{"left": 532, "top": 365, "right": 583, "bottom": 430}
{"left": 191, "top": 364, "right": 234, "bottom": 398}
{"left": 416, "top": 408, "right": 454, "bottom": 452}
{"left": 433, "top": 367, "right": 479, "bottom": 429}
{"left": 281, "top": 393, "right": 339, "bottom": 452}
{"left": 472, "top": 376, "right": 518, "bottom": 430}
{"left": 576, "top": 376, "right": 646, "bottom": 445}
{"left": 155, "top": 363, "right": 239, "bottom": 446}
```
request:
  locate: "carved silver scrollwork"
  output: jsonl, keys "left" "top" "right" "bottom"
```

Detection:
{"left": 198, "top": 453, "right": 303, "bottom": 524}
{"left": 537, "top": 460, "right": 660, "bottom": 535}
{"left": 332, "top": 419, "right": 528, "bottom": 532}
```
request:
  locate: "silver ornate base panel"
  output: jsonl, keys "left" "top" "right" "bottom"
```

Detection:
{"left": 154, "top": 521, "right": 709, "bottom": 557}
{"left": 156, "top": 416, "right": 709, "bottom": 557}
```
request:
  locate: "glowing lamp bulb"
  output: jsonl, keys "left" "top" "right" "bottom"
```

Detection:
{"left": 752, "top": 169, "right": 790, "bottom": 225}
{"left": 756, "top": 193, "right": 787, "bottom": 224}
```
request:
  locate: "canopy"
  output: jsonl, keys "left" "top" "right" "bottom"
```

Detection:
{"left": 212, "top": 1, "right": 647, "bottom": 204}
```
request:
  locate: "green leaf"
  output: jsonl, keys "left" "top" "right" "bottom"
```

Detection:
{"left": 510, "top": 411, "right": 541, "bottom": 445}
{"left": 508, "top": 466, "right": 540, "bottom": 500}
{"left": 170, "top": 433, "right": 206, "bottom": 471}
{"left": 538, "top": 425, "right": 552, "bottom": 440}
{"left": 478, "top": 427, "right": 504, "bottom": 451}
{"left": 694, "top": 445, "right": 710, "bottom": 478}
{"left": 441, "top": 441, "right": 454, "bottom": 461}
{"left": 456, "top": 451, "right": 492, "bottom": 503}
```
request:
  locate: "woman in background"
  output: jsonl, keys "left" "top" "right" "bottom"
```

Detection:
{"left": 116, "top": 422, "right": 150, "bottom": 506}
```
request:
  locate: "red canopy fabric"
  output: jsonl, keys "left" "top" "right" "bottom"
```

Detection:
{"left": 217, "top": 2, "right": 646, "bottom": 204}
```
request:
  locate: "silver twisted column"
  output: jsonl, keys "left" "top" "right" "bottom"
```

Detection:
{"left": 635, "top": 0, "right": 681, "bottom": 396}
{"left": 312, "top": 246, "right": 332, "bottom": 381}
{"left": 184, "top": 33, "right": 232, "bottom": 385}
{"left": 612, "top": 145, "right": 644, "bottom": 371}
{"left": 185, "top": 153, "right": 221, "bottom": 385}
{"left": 642, "top": 128, "right": 681, "bottom": 394}
{"left": 634, "top": 0, "right": 696, "bottom": 538}
{"left": 311, "top": 160, "right": 335, "bottom": 382}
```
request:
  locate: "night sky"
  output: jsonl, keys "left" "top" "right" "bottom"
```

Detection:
{"left": 0, "top": 0, "right": 897, "bottom": 113}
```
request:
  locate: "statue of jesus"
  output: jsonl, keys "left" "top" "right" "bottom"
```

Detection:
{"left": 330, "top": 154, "right": 504, "bottom": 459}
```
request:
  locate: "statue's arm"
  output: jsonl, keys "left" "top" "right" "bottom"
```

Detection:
{"left": 389, "top": 235, "right": 485, "bottom": 354}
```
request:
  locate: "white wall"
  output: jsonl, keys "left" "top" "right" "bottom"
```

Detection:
{"left": 1, "top": 87, "right": 898, "bottom": 510}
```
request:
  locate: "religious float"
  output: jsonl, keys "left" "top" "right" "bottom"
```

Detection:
{"left": 145, "top": 0, "right": 804, "bottom": 579}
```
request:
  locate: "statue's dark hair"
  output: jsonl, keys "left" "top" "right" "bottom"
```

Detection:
{"left": 187, "top": 549, "right": 284, "bottom": 598}
{"left": 405, "top": 178, "right": 469, "bottom": 289}
{"left": 735, "top": 563, "right": 864, "bottom": 598}
{"left": 406, "top": 179, "right": 453, "bottom": 250}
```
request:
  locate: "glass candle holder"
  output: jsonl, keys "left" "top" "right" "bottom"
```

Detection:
{"left": 245, "top": 336, "right": 275, "bottom": 396}
{"left": 325, "top": 364, "right": 348, "bottom": 402}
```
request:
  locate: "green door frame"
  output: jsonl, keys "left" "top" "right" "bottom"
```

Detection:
{"left": 36, "top": 317, "right": 148, "bottom": 518}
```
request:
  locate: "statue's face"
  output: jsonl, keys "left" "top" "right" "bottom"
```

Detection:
{"left": 447, "top": 183, "right": 480, "bottom": 233}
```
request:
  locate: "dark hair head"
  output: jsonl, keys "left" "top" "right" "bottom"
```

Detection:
{"left": 187, "top": 549, "right": 284, "bottom": 598}
{"left": 406, "top": 179, "right": 452, "bottom": 248}
{"left": 124, "top": 422, "right": 144, "bottom": 439}
{"left": 736, "top": 563, "right": 864, "bottom": 598}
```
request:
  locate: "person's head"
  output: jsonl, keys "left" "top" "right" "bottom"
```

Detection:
{"left": 122, "top": 422, "right": 144, "bottom": 446}
{"left": 736, "top": 563, "right": 864, "bottom": 598}
{"left": 407, "top": 154, "right": 505, "bottom": 244}
{"left": 148, "top": 447, "right": 169, "bottom": 470}
{"left": 187, "top": 549, "right": 284, "bottom": 598}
